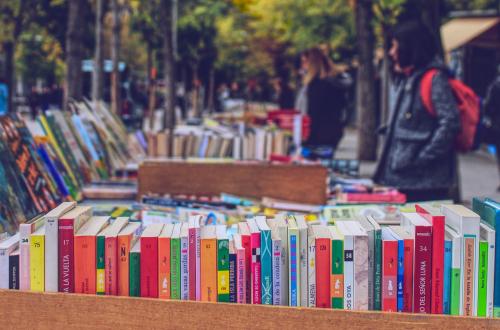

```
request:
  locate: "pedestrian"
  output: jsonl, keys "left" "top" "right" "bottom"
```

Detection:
{"left": 272, "top": 77, "right": 294, "bottom": 109}
{"left": 295, "top": 47, "right": 345, "bottom": 154}
{"left": 0, "top": 77, "right": 8, "bottom": 115}
{"left": 483, "top": 65, "right": 500, "bottom": 192}
{"left": 374, "top": 20, "right": 461, "bottom": 202}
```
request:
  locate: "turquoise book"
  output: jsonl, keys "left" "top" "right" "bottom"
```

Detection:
{"left": 256, "top": 216, "right": 273, "bottom": 305}
{"left": 443, "top": 240, "right": 452, "bottom": 314}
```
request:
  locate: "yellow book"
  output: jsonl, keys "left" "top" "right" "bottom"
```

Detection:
{"left": 201, "top": 226, "right": 217, "bottom": 302}
{"left": 30, "top": 226, "right": 46, "bottom": 292}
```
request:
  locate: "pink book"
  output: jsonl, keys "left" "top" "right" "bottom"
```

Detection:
{"left": 234, "top": 234, "right": 247, "bottom": 304}
{"left": 19, "top": 215, "right": 44, "bottom": 290}
{"left": 247, "top": 218, "right": 261, "bottom": 304}
{"left": 188, "top": 215, "right": 201, "bottom": 301}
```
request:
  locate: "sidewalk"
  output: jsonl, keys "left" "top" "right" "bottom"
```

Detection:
{"left": 335, "top": 129, "right": 500, "bottom": 204}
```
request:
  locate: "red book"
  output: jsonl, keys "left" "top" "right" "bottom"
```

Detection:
{"left": 104, "top": 217, "right": 128, "bottom": 295}
{"left": 402, "top": 213, "right": 433, "bottom": 314}
{"left": 58, "top": 206, "right": 92, "bottom": 293}
{"left": 188, "top": 215, "right": 201, "bottom": 301}
{"left": 140, "top": 224, "right": 164, "bottom": 298}
{"left": 247, "top": 219, "right": 261, "bottom": 304}
{"left": 238, "top": 222, "right": 252, "bottom": 304}
{"left": 381, "top": 228, "right": 398, "bottom": 312}
{"left": 416, "top": 204, "right": 445, "bottom": 314}
{"left": 315, "top": 236, "right": 331, "bottom": 308}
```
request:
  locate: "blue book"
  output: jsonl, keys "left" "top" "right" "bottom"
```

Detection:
{"left": 37, "top": 144, "right": 70, "bottom": 198}
{"left": 288, "top": 217, "right": 300, "bottom": 307}
{"left": 229, "top": 252, "right": 237, "bottom": 303}
{"left": 388, "top": 228, "right": 405, "bottom": 312}
{"left": 256, "top": 216, "right": 273, "bottom": 305}
{"left": 443, "top": 240, "right": 452, "bottom": 314}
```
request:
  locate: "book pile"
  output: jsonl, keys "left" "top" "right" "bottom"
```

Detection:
{"left": 1, "top": 198, "right": 499, "bottom": 318}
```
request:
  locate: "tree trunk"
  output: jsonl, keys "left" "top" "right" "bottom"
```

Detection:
{"left": 380, "top": 27, "right": 390, "bottom": 126}
{"left": 65, "top": 0, "right": 85, "bottom": 109}
{"left": 207, "top": 68, "right": 215, "bottom": 113}
{"left": 110, "top": 0, "right": 121, "bottom": 114}
{"left": 355, "top": 0, "right": 378, "bottom": 161}
{"left": 4, "top": 41, "right": 15, "bottom": 112}
{"left": 162, "top": 0, "right": 176, "bottom": 130}
{"left": 92, "top": 0, "right": 104, "bottom": 104}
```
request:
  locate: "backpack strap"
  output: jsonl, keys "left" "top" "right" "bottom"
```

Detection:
{"left": 419, "top": 68, "right": 439, "bottom": 117}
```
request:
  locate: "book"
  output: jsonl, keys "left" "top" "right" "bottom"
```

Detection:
{"left": 312, "top": 225, "right": 332, "bottom": 308}
{"left": 96, "top": 226, "right": 106, "bottom": 295}
{"left": 329, "top": 226, "right": 344, "bottom": 309}
{"left": 478, "top": 238, "right": 488, "bottom": 317}
{"left": 117, "top": 222, "right": 141, "bottom": 296}
{"left": 216, "top": 225, "right": 230, "bottom": 302}
{"left": 442, "top": 204, "right": 480, "bottom": 316}
{"left": 19, "top": 214, "right": 44, "bottom": 291}
{"left": 129, "top": 240, "right": 141, "bottom": 297}
{"left": 188, "top": 215, "right": 202, "bottom": 301}
{"left": 416, "top": 204, "right": 445, "bottom": 314}
{"left": 268, "top": 215, "right": 288, "bottom": 306}
{"left": 104, "top": 217, "right": 129, "bottom": 295}
{"left": 287, "top": 216, "right": 300, "bottom": 306}
{"left": 387, "top": 227, "right": 405, "bottom": 312}
{"left": 307, "top": 226, "right": 316, "bottom": 308}
{"left": 44, "top": 202, "right": 76, "bottom": 292}
{"left": 479, "top": 222, "right": 495, "bottom": 317}
{"left": 74, "top": 217, "right": 109, "bottom": 294}
{"left": 389, "top": 225, "right": 414, "bottom": 313}
{"left": 229, "top": 241, "right": 237, "bottom": 303}
{"left": 58, "top": 206, "right": 92, "bottom": 293}
{"left": 444, "top": 239, "right": 452, "bottom": 314}
{"left": 233, "top": 233, "right": 247, "bottom": 304}
{"left": 401, "top": 213, "right": 432, "bottom": 314}
{"left": 158, "top": 224, "right": 174, "bottom": 299}
{"left": 237, "top": 222, "right": 252, "bottom": 304}
{"left": 200, "top": 225, "right": 217, "bottom": 302}
{"left": 140, "top": 223, "right": 164, "bottom": 298}
{"left": 171, "top": 223, "right": 182, "bottom": 300}
{"left": 446, "top": 225, "right": 462, "bottom": 315}
{"left": 366, "top": 215, "right": 382, "bottom": 310}
{"left": 180, "top": 223, "right": 189, "bottom": 300}
{"left": 271, "top": 228, "right": 282, "bottom": 306}
{"left": 9, "top": 248, "right": 19, "bottom": 290}
{"left": 256, "top": 216, "right": 272, "bottom": 305}
{"left": 336, "top": 221, "right": 354, "bottom": 310}
{"left": 350, "top": 221, "right": 369, "bottom": 311}
{"left": 296, "top": 215, "right": 309, "bottom": 307}
{"left": 0, "top": 234, "right": 20, "bottom": 289}
{"left": 247, "top": 218, "right": 261, "bottom": 304}
{"left": 381, "top": 228, "right": 397, "bottom": 312}
{"left": 30, "top": 226, "right": 45, "bottom": 292}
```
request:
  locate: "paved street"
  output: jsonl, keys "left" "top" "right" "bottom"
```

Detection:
{"left": 336, "top": 129, "right": 500, "bottom": 204}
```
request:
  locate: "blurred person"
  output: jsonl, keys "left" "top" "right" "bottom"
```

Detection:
{"left": 295, "top": 47, "right": 345, "bottom": 153}
{"left": 483, "top": 65, "right": 500, "bottom": 192}
{"left": 374, "top": 21, "right": 461, "bottom": 202}
{"left": 272, "top": 77, "right": 294, "bottom": 109}
{"left": 0, "top": 77, "right": 8, "bottom": 115}
{"left": 230, "top": 82, "right": 242, "bottom": 99}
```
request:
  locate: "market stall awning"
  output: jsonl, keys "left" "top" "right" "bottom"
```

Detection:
{"left": 441, "top": 17, "right": 500, "bottom": 52}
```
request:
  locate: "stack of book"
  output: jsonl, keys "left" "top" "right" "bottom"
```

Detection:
{"left": 1, "top": 198, "right": 499, "bottom": 318}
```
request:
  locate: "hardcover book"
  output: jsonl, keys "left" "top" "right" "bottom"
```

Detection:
{"left": 140, "top": 223, "right": 164, "bottom": 298}
{"left": 117, "top": 222, "right": 141, "bottom": 296}
{"left": 104, "top": 217, "right": 129, "bottom": 295}
{"left": 158, "top": 224, "right": 174, "bottom": 299}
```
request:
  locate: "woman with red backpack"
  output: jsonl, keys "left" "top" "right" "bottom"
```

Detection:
{"left": 374, "top": 21, "right": 461, "bottom": 202}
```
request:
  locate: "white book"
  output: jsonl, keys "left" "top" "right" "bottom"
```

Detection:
{"left": 442, "top": 204, "right": 480, "bottom": 316}
{"left": 480, "top": 222, "right": 495, "bottom": 317}
{"left": 180, "top": 223, "right": 189, "bottom": 300}
{"left": 19, "top": 214, "right": 44, "bottom": 291}
{"left": 271, "top": 230, "right": 282, "bottom": 306}
{"left": 44, "top": 202, "right": 77, "bottom": 292}
{"left": 295, "top": 215, "right": 308, "bottom": 307}
{"left": 307, "top": 226, "right": 316, "bottom": 307}
{"left": 336, "top": 221, "right": 354, "bottom": 310}
{"left": 269, "top": 215, "right": 288, "bottom": 305}
{"left": 446, "top": 225, "right": 463, "bottom": 315}
{"left": 0, "top": 234, "right": 20, "bottom": 289}
{"left": 348, "top": 221, "right": 369, "bottom": 311}
{"left": 233, "top": 136, "right": 241, "bottom": 160}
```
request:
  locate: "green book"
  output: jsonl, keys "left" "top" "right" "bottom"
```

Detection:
{"left": 328, "top": 226, "right": 344, "bottom": 309}
{"left": 372, "top": 222, "right": 382, "bottom": 311}
{"left": 446, "top": 225, "right": 461, "bottom": 316}
{"left": 170, "top": 223, "right": 181, "bottom": 299}
{"left": 478, "top": 240, "right": 488, "bottom": 317}
{"left": 96, "top": 234, "right": 106, "bottom": 295}
{"left": 216, "top": 225, "right": 230, "bottom": 302}
{"left": 129, "top": 240, "right": 140, "bottom": 297}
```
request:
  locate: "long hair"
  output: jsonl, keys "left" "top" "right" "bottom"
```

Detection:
{"left": 303, "top": 47, "right": 331, "bottom": 85}
{"left": 391, "top": 20, "right": 438, "bottom": 69}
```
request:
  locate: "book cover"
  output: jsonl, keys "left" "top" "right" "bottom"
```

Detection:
{"left": 19, "top": 214, "right": 44, "bottom": 291}
{"left": 229, "top": 242, "right": 237, "bottom": 303}
{"left": 129, "top": 240, "right": 141, "bottom": 297}
{"left": 288, "top": 217, "right": 299, "bottom": 306}
{"left": 307, "top": 227, "right": 316, "bottom": 308}
{"left": 446, "top": 225, "right": 462, "bottom": 316}
{"left": 365, "top": 215, "right": 382, "bottom": 311}
{"left": 9, "top": 248, "right": 19, "bottom": 290}
{"left": 180, "top": 223, "right": 189, "bottom": 300}
{"left": 314, "top": 226, "right": 332, "bottom": 308}
{"left": 216, "top": 225, "right": 229, "bottom": 302}
{"left": 0, "top": 234, "right": 20, "bottom": 289}
{"left": 234, "top": 233, "right": 247, "bottom": 304}
{"left": 443, "top": 240, "right": 452, "bottom": 314}
{"left": 478, "top": 240, "right": 488, "bottom": 317}
{"left": 117, "top": 222, "right": 141, "bottom": 296}
{"left": 188, "top": 215, "right": 201, "bottom": 301}
{"left": 256, "top": 216, "right": 272, "bottom": 305}
{"left": 336, "top": 222, "right": 354, "bottom": 310}
{"left": 170, "top": 223, "right": 182, "bottom": 300}
{"left": 351, "top": 222, "right": 369, "bottom": 311}
{"left": 58, "top": 206, "right": 92, "bottom": 293}
{"left": 329, "top": 226, "right": 344, "bottom": 309}
{"left": 387, "top": 227, "right": 405, "bottom": 312}
{"left": 200, "top": 226, "right": 217, "bottom": 302}
{"left": 104, "top": 217, "right": 129, "bottom": 295}
{"left": 296, "top": 216, "right": 308, "bottom": 307}
{"left": 381, "top": 228, "right": 397, "bottom": 312}
{"left": 463, "top": 235, "right": 475, "bottom": 316}
{"left": 237, "top": 222, "right": 252, "bottom": 304}
{"left": 248, "top": 218, "right": 262, "bottom": 304}
{"left": 30, "top": 227, "right": 45, "bottom": 292}
{"left": 268, "top": 215, "right": 288, "bottom": 306}
{"left": 96, "top": 232, "right": 106, "bottom": 295}
{"left": 390, "top": 226, "right": 414, "bottom": 313}
{"left": 140, "top": 223, "right": 164, "bottom": 298}
{"left": 158, "top": 224, "right": 174, "bottom": 299}
{"left": 480, "top": 221, "right": 495, "bottom": 317}
{"left": 271, "top": 232, "right": 282, "bottom": 306}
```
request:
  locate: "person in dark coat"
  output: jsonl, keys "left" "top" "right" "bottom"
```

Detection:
{"left": 483, "top": 65, "right": 500, "bottom": 192}
{"left": 296, "top": 47, "right": 345, "bottom": 151}
{"left": 374, "top": 21, "right": 461, "bottom": 202}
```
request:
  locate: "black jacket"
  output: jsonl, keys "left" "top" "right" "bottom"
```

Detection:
{"left": 374, "top": 61, "right": 461, "bottom": 190}
{"left": 305, "top": 77, "right": 346, "bottom": 148}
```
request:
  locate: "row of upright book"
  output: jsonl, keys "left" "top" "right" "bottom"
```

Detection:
{"left": 0, "top": 198, "right": 499, "bottom": 318}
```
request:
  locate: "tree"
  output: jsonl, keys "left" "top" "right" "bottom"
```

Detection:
{"left": 65, "top": 0, "right": 86, "bottom": 108}
{"left": 92, "top": 0, "right": 105, "bottom": 103}
{"left": 161, "top": 0, "right": 176, "bottom": 130}
{"left": 355, "top": 0, "right": 378, "bottom": 161}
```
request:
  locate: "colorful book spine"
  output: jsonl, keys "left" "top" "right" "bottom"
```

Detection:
{"left": 251, "top": 231, "right": 262, "bottom": 304}
{"left": 403, "top": 237, "right": 414, "bottom": 313}
{"left": 180, "top": 235, "right": 189, "bottom": 300}
{"left": 30, "top": 232, "right": 45, "bottom": 292}
{"left": 96, "top": 235, "right": 106, "bottom": 295}
{"left": 188, "top": 226, "right": 200, "bottom": 301}
{"left": 331, "top": 237, "right": 344, "bottom": 309}
{"left": 260, "top": 229, "right": 272, "bottom": 305}
{"left": 272, "top": 239, "right": 282, "bottom": 306}
{"left": 443, "top": 240, "right": 452, "bottom": 314}
{"left": 200, "top": 237, "right": 217, "bottom": 302}
{"left": 217, "top": 238, "right": 230, "bottom": 302}
{"left": 481, "top": 201, "right": 500, "bottom": 317}
{"left": 9, "top": 251, "right": 19, "bottom": 290}
{"left": 236, "top": 247, "right": 246, "bottom": 304}
{"left": 316, "top": 238, "right": 331, "bottom": 308}
{"left": 307, "top": 235, "right": 316, "bottom": 308}
{"left": 241, "top": 234, "right": 251, "bottom": 304}
{"left": 171, "top": 236, "right": 181, "bottom": 299}
{"left": 105, "top": 237, "right": 118, "bottom": 295}
{"left": 229, "top": 252, "right": 237, "bottom": 303}
{"left": 413, "top": 226, "right": 433, "bottom": 313}
{"left": 382, "top": 240, "right": 397, "bottom": 312}
{"left": 299, "top": 226, "right": 308, "bottom": 307}
{"left": 129, "top": 249, "right": 140, "bottom": 297}
{"left": 478, "top": 241, "right": 488, "bottom": 317}
{"left": 158, "top": 235, "right": 171, "bottom": 299}
{"left": 74, "top": 236, "right": 96, "bottom": 294}
{"left": 140, "top": 237, "right": 159, "bottom": 298}
{"left": 58, "top": 219, "right": 75, "bottom": 293}
{"left": 343, "top": 233, "right": 354, "bottom": 310}
{"left": 450, "top": 234, "right": 462, "bottom": 315}
{"left": 463, "top": 235, "right": 476, "bottom": 316}
{"left": 373, "top": 228, "right": 382, "bottom": 311}
{"left": 288, "top": 228, "right": 299, "bottom": 306}
{"left": 396, "top": 237, "right": 404, "bottom": 312}
{"left": 117, "top": 236, "right": 133, "bottom": 296}
{"left": 19, "top": 223, "right": 34, "bottom": 291}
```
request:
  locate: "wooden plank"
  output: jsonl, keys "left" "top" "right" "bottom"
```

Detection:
{"left": 138, "top": 161, "right": 328, "bottom": 204}
{"left": 0, "top": 291, "right": 498, "bottom": 329}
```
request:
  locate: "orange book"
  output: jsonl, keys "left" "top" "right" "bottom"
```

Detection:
{"left": 103, "top": 217, "right": 129, "bottom": 295}
{"left": 117, "top": 222, "right": 141, "bottom": 296}
{"left": 158, "top": 224, "right": 174, "bottom": 299}
{"left": 74, "top": 217, "right": 109, "bottom": 294}
{"left": 200, "top": 226, "right": 217, "bottom": 302}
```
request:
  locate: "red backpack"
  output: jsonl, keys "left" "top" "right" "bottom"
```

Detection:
{"left": 420, "top": 69, "right": 481, "bottom": 152}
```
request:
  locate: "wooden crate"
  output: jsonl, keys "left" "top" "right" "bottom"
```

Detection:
{"left": 0, "top": 291, "right": 497, "bottom": 329}
{"left": 138, "top": 161, "right": 328, "bottom": 205}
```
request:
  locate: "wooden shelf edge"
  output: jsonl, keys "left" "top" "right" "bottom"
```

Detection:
{"left": 0, "top": 290, "right": 498, "bottom": 329}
